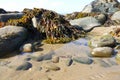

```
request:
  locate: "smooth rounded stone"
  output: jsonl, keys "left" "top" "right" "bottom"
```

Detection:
{"left": 94, "top": 59, "right": 111, "bottom": 67}
{"left": 16, "top": 62, "right": 32, "bottom": 71}
{"left": 66, "top": 58, "right": 73, "bottom": 66}
{"left": 95, "top": 14, "right": 107, "bottom": 24}
{"left": 51, "top": 56, "right": 59, "bottom": 63}
{"left": 111, "top": 11, "right": 120, "bottom": 21}
{"left": 46, "top": 64, "right": 60, "bottom": 71}
{"left": 35, "top": 53, "right": 54, "bottom": 62}
{"left": 73, "top": 57, "right": 93, "bottom": 64}
{"left": 91, "top": 47, "right": 114, "bottom": 57}
{"left": 70, "top": 17, "right": 101, "bottom": 32}
{"left": 90, "top": 34, "right": 116, "bottom": 47}
{"left": 20, "top": 43, "right": 33, "bottom": 52}
{"left": 0, "top": 26, "right": 28, "bottom": 57}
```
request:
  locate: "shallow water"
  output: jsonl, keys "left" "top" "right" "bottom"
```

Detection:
{"left": 54, "top": 38, "right": 92, "bottom": 57}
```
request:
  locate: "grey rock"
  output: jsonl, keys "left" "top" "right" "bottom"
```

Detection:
{"left": 66, "top": 58, "right": 73, "bottom": 66}
{"left": 70, "top": 17, "right": 102, "bottom": 32}
{"left": 111, "top": 11, "right": 120, "bottom": 21}
{"left": 73, "top": 57, "right": 93, "bottom": 64}
{"left": 0, "top": 26, "right": 28, "bottom": 57}
{"left": 16, "top": 62, "right": 32, "bottom": 70}
{"left": 82, "top": 0, "right": 120, "bottom": 14}
{"left": 91, "top": 47, "right": 114, "bottom": 57}
{"left": 0, "top": 13, "right": 23, "bottom": 22}
{"left": 90, "top": 34, "right": 116, "bottom": 47}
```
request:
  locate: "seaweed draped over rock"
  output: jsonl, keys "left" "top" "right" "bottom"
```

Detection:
{"left": 7, "top": 8, "right": 85, "bottom": 43}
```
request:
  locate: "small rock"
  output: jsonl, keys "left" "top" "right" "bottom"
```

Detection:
{"left": 16, "top": 62, "right": 32, "bottom": 70}
{"left": 91, "top": 47, "right": 114, "bottom": 57}
{"left": 51, "top": 56, "right": 59, "bottom": 63}
{"left": 46, "top": 64, "right": 60, "bottom": 71}
{"left": 115, "top": 45, "right": 120, "bottom": 50}
{"left": 24, "top": 57, "right": 31, "bottom": 61}
{"left": 116, "top": 53, "right": 120, "bottom": 64}
{"left": 73, "top": 57, "right": 93, "bottom": 64}
{"left": 66, "top": 58, "right": 73, "bottom": 66}
{"left": 20, "top": 43, "right": 33, "bottom": 53}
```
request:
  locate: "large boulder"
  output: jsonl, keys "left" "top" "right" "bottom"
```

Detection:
{"left": 0, "top": 8, "right": 7, "bottom": 14}
{"left": 82, "top": 0, "right": 120, "bottom": 14}
{"left": 0, "top": 26, "right": 28, "bottom": 57}
{"left": 0, "top": 13, "right": 23, "bottom": 22}
{"left": 70, "top": 17, "right": 102, "bottom": 32}
{"left": 89, "top": 34, "right": 116, "bottom": 47}
{"left": 91, "top": 47, "right": 114, "bottom": 57}
{"left": 111, "top": 11, "right": 120, "bottom": 21}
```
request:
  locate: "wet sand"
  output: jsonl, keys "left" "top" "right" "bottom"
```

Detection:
{"left": 0, "top": 26, "right": 120, "bottom": 80}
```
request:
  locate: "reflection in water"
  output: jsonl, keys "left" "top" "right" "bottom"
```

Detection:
{"left": 54, "top": 38, "right": 92, "bottom": 57}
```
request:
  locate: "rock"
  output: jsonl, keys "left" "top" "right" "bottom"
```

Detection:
{"left": 0, "top": 26, "right": 28, "bottom": 57}
{"left": 111, "top": 11, "right": 120, "bottom": 21}
{"left": 24, "top": 57, "right": 31, "bottom": 61}
{"left": 91, "top": 47, "right": 114, "bottom": 57}
{"left": 82, "top": 0, "right": 120, "bottom": 14}
{"left": 51, "top": 56, "right": 59, "bottom": 63}
{"left": 115, "top": 53, "right": 120, "bottom": 64}
{"left": 35, "top": 50, "right": 55, "bottom": 61}
{"left": 115, "top": 45, "right": 120, "bottom": 50}
{"left": 95, "top": 14, "right": 107, "bottom": 24}
{"left": 16, "top": 62, "right": 32, "bottom": 70}
{"left": 70, "top": 17, "right": 102, "bottom": 32}
{"left": 0, "top": 8, "right": 7, "bottom": 14}
{"left": 66, "top": 58, "right": 73, "bottom": 66}
{"left": 73, "top": 57, "right": 93, "bottom": 64}
{"left": 90, "top": 34, "right": 116, "bottom": 47}
{"left": 46, "top": 64, "right": 60, "bottom": 71}
{"left": 0, "top": 13, "right": 23, "bottom": 22}
{"left": 20, "top": 43, "right": 33, "bottom": 52}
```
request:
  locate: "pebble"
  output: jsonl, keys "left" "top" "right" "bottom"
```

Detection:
{"left": 51, "top": 56, "right": 59, "bottom": 63}
{"left": 73, "top": 57, "right": 93, "bottom": 64}
{"left": 16, "top": 62, "right": 32, "bottom": 70}
{"left": 46, "top": 64, "right": 60, "bottom": 71}
{"left": 66, "top": 58, "right": 73, "bottom": 66}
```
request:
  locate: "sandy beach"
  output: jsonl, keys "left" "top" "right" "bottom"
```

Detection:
{"left": 0, "top": 26, "right": 120, "bottom": 80}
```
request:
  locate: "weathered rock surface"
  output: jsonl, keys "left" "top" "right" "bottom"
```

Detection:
{"left": 0, "top": 13, "right": 23, "bottom": 22}
{"left": 90, "top": 34, "right": 116, "bottom": 47}
{"left": 82, "top": 0, "right": 120, "bottom": 14}
{"left": 91, "top": 47, "right": 114, "bottom": 57}
{"left": 45, "top": 64, "right": 60, "bottom": 71}
{"left": 70, "top": 17, "right": 102, "bottom": 32}
{"left": 0, "top": 8, "right": 7, "bottom": 14}
{"left": 0, "top": 26, "right": 28, "bottom": 57}
{"left": 16, "top": 62, "right": 32, "bottom": 70}
{"left": 111, "top": 11, "right": 120, "bottom": 21}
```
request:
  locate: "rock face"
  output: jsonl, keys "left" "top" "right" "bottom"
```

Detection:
{"left": 0, "top": 13, "right": 23, "bottom": 22}
{"left": 91, "top": 47, "right": 114, "bottom": 57}
{"left": 70, "top": 17, "right": 102, "bottom": 32}
{"left": 82, "top": 0, "right": 120, "bottom": 14}
{"left": 0, "top": 26, "right": 28, "bottom": 57}
{"left": 90, "top": 34, "right": 116, "bottom": 47}
{"left": 0, "top": 8, "right": 7, "bottom": 14}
